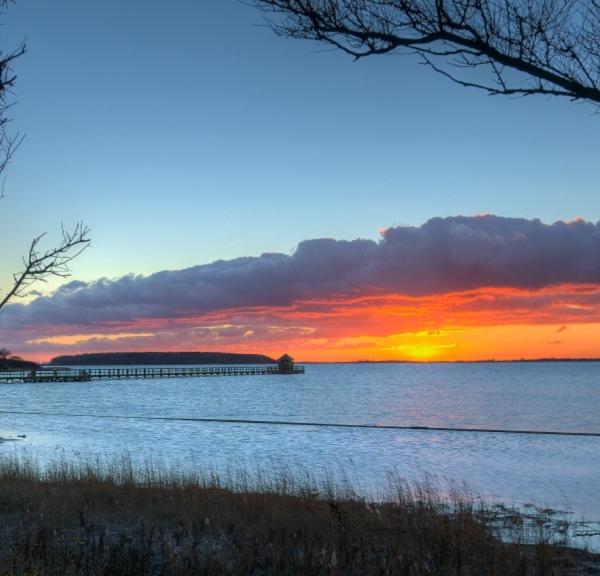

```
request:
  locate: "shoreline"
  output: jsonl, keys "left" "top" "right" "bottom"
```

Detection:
{"left": 0, "top": 456, "right": 597, "bottom": 575}
{"left": 11, "top": 357, "right": 600, "bottom": 368}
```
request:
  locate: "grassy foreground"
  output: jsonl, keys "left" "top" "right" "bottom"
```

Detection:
{"left": 0, "top": 456, "right": 597, "bottom": 575}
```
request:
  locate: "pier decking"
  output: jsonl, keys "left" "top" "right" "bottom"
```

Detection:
{"left": 0, "top": 365, "right": 305, "bottom": 383}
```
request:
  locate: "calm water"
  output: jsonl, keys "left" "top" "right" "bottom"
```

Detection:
{"left": 1, "top": 362, "right": 599, "bottom": 526}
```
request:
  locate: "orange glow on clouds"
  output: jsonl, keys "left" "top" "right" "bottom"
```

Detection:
{"left": 288, "top": 323, "right": 600, "bottom": 362}
{"left": 13, "top": 284, "right": 600, "bottom": 362}
{"left": 27, "top": 332, "right": 156, "bottom": 346}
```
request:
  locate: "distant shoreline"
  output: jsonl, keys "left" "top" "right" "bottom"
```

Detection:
{"left": 32, "top": 351, "right": 600, "bottom": 367}
{"left": 308, "top": 358, "right": 600, "bottom": 364}
{"left": 49, "top": 351, "right": 277, "bottom": 366}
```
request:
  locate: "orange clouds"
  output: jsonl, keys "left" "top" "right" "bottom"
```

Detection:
{"left": 4, "top": 215, "right": 600, "bottom": 361}
{"left": 14, "top": 283, "right": 600, "bottom": 362}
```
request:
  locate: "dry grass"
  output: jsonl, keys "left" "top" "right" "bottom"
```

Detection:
{"left": 0, "top": 455, "right": 596, "bottom": 575}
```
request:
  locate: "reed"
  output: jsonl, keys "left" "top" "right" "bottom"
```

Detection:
{"left": 0, "top": 454, "right": 594, "bottom": 575}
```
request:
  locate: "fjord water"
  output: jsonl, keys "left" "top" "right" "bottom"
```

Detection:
{"left": 1, "top": 361, "right": 599, "bottom": 522}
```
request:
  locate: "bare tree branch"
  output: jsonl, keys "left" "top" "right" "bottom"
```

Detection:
{"left": 0, "top": 3, "right": 91, "bottom": 315}
{"left": 255, "top": 0, "right": 600, "bottom": 105}
{"left": 0, "top": 41, "right": 26, "bottom": 178}
{"left": 0, "top": 223, "right": 91, "bottom": 311}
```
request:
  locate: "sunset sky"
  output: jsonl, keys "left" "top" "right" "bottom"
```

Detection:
{"left": 1, "top": 1, "right": 599, "bottom": 362}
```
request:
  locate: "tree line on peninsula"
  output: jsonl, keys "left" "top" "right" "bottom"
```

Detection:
{"left": 49, "top": 351, "right": 276, "bottom": 366}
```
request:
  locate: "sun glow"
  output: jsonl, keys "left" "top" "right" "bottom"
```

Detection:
{"left": 10, "top": 284, "right": 600, "bottom": 362}
{"left": 388, "top": 343, "right": 458, "bottom": 359}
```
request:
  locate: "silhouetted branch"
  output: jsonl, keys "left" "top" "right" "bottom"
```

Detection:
{"left": 0, "top": 41, "right": 25, "bottom": 177}
{"left": 0, "top": 223, "right": 91, "bottom": 310}
{"left": 0, "top": 4, "right": 90, "bottom": 314}
{"left": 256, "top": 0, "right": 600, "bottom": 105}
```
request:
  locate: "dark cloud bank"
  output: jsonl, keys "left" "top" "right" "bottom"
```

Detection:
{"left": 3, "top": 216, "right": 600, "bottom": 328}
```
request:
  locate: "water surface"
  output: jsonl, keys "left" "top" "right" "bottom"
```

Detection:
{"left": 1, "top": 362, "right": 598, "bottom": 529}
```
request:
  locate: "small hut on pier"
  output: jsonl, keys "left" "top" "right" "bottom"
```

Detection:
{"left": 277, "top": 354, "right": 295, "bottom": 374}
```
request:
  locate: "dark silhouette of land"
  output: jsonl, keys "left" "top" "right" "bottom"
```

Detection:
{"left": 49, "top": 351, "right": 276, "bottom": 366}
{"left": 289, "top": 358, "right": 600, "bottom": 364}
{"left": 45, "top": 354, "right": 600, "bottom": 367}
{"left": 0, "top": 357, "right": 39, "bottom": 371}
{"left": 355, "top": 358, "right": 600, "bottom": 363}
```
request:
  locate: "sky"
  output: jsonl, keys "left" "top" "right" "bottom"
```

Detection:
{"left": 1, "top": 0, "right": 599, "bottom": 362}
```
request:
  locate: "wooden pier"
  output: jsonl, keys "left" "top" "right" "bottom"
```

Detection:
{"left": 0, "top": 365, "right": 305, "bottom": 384}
